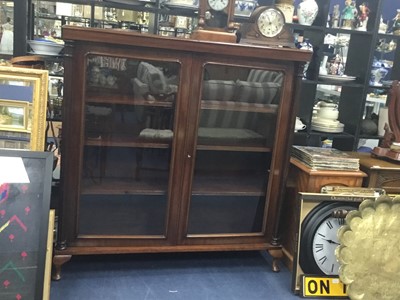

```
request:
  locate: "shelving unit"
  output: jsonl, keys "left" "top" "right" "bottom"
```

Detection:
{"left": 291, "top": 0, "right": 400, "bottom": 151}
{"left": 31, "top": 0, "right": 200, "bottom": 40}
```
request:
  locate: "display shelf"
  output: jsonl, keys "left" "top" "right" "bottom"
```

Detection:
{"left": 201, "top": 101, "right": 278, "bottom": 113}
{"left": 191, "top": 171, "right": 267, "bottom": 196}
{"left": 86, "top": 94, "right": 174, "bottom": 107}
{"left": 196, "top": 144, "right": 272, "bottom": 152}
{"left": 303, "top": 79, "right": 363, "bottom": 87}
{"left": 324, "top": 27, "right": 374, "bottom": 36}
{"left": 292, "top": 0, "right": 398, "bottom": 151}
{"left": 377, "top": 33, "right": 400, "bottom": 40}
{"left": 85, "top": 137, "right": 172, "bottom": 148}
{"left": 81, "top": 176, "right": 168, "bottom": 195}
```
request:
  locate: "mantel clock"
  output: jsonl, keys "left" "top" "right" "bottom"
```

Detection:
{"left": 239, "top": 6, "right": 294, "bottom": 48}
{"left": 191, "top": 0, "right": 237, "bottom": 42}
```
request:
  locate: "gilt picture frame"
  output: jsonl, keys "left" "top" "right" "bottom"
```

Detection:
{"left": 0, "top": 66, "right": 48, "bottom": 150}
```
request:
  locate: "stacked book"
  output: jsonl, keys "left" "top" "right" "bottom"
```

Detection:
{"left": 291, "top": 145, "right": 360, "bottom": 171}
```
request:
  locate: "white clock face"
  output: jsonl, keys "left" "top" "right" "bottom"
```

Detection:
{"left": 257, "top": 9, "right": 285, "bottom": 38}
{"left": 312, "top": 216, "right": 345, "bottom": 275}
{"left": 208, "top": 0, "right": 229, "bottom": 11}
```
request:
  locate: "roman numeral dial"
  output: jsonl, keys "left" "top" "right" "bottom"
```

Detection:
{"left": 312, "top": 216, "right": 344, "bottom": 275}
{"left": 299, "top": 202, "right": 359, "bottom": 277}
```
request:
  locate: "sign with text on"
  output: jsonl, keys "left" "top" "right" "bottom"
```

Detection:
{"left": 301, "top": 275, "right": 348, "bottom": 298}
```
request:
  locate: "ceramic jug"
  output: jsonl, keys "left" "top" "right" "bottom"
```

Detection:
{"left": 295, "top": 117, "right": 306, "bottom": 132}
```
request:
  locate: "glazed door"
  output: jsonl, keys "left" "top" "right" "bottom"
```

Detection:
{"left": 181, "top": 61, "right": 286, "bottom": 243}
{"left": 75, "top": 52, "right": 185, "bottom": 241}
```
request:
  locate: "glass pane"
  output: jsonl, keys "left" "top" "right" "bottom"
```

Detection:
{"left": 79, "top": 195, "right": 168, "bottom": 235}
{"left": 188, "top": 196, "right": 265, "bottom": 234}
{"left": 188, "top": 64, "right": 283, "bottom": 235}
{"left": 79, "top": 55, "right": 179, "bottom": 236}
{"left": 0, "top": 1, "right": 14, "bottom": 54}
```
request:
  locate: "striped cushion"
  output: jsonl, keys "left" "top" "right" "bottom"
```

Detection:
{"left": 234, "top": 81, "right": 280, "bottom": 104}
{"left": 247, "top": 69, "right": 284, "bottom": 84}
{"left": 202, "top": 80, "right": 236, "bottom": 101}
{"left": 199, "top": 110, "right": 258, "bottom": 129}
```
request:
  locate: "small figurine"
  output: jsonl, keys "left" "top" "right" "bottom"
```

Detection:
{"left": 341, "top": 0, "right": 357, "bottom": 29}
{"left": 356, "top": 2, "right": 370, "bottom": 31}
{"left": 328, "top": 54, "right": 344, "bottom": 76}
{"left": 0, "top": 17, "right": 13, "bottom": 54}
{"left": 392, "top": 10, "right": 400, "bottom": 35}
{"left": 331, "top": 5, "right": 340, "bottom": 28}
{"left": 57, "top": 79, "right": 64, "bottom": 97}
{"left": 378, "top": 16, "right": 388, "bottom": 34}
{"left": 89, "top": 65, "right": 101, "bottom": 85}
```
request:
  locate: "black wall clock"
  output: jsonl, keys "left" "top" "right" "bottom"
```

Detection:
{"left": 299, "top": 201, "right": 359, "bottom": 275}
{"left": 292, "top": 191, "right": 384, "bottom": 293}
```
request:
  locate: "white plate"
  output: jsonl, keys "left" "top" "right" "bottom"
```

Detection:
{"left": 311, "top": 124, "right": 344, "bottom": 133}
{"left": 319, "top": 75, "right": 357, "bottom": 82}
{"left": 312, "top": 119, "right": 342, "bottom": 127}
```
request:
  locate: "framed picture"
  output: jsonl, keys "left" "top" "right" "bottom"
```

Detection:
{"left": 0, "top": 99, "right": 30, "bottom": 131}
{"left": 0, "top": 149, "right": 53, "bottom": 300}
{"left": 0, "top": 66, "right": 48, "bottom": 150}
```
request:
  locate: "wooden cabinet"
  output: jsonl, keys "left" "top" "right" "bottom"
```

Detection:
{"left": 53, "top": 25, "right": 311, "bottom": 279}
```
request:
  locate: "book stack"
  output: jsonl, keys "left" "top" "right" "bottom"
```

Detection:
{"left": 291, "top": 146, "right": 360, "bottom": 171}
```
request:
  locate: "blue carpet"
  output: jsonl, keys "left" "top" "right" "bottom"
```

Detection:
{"left": 50, "top": 251, "right": 304, "bottom": 299}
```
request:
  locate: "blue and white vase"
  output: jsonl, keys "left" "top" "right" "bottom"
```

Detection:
{"left": 234, "top": 0, "right": 257, "bottom": 17}
{"left": 297, "top": 0, "right": 318, "bottom": 26}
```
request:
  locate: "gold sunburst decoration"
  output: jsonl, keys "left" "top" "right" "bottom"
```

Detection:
{"left": 336, "top": 195, "right": 400, "bottom": 300}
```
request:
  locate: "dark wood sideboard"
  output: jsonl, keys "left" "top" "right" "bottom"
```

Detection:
{"left": 349, "top": 152, "right": 400, "bottom": 194}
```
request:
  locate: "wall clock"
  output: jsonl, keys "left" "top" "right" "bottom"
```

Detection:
{"left": 239, "top": 6, "right": 294, "bottom": 47}
{"left": 191, "top": 0, "right": 237, "bottom": 42}
{"left": 299, "top": 201, "right": 358, "bottom": 275}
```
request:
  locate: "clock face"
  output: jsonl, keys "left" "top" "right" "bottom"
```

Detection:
{"left": 208, "top": 0, "right": 229, "bottom": 11}
{"left": 299, "top": 202, "right": 359, "bottom": 275}
{"left": 256, "top": 8, "right": 285, "bottom": 38}
{"left": 311, "top": 215, "right": 345, "bottom": 275}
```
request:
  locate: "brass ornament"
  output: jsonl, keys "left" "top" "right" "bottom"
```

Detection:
{"left": 336, "top": 195, "right": 400, "bottom": 300}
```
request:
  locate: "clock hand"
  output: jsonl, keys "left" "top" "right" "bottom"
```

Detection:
{"left": 321, "top": 238, "right": 340, "bottom": 245}
{"left": 266, "top": 15, "right": 272, "bottom": 25}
